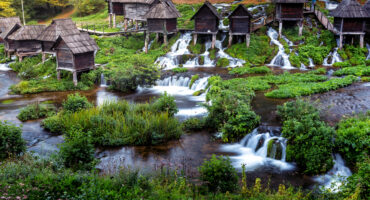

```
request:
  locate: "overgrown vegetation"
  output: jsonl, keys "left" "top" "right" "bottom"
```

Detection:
{"left": 17, "top": 103, "right": 56, "bottom": 121}
{"left": 229, "top": 65, "right": 271, "bottom": 75}
{"left": 0, "top": 121, "right": 25, "bottom": 160}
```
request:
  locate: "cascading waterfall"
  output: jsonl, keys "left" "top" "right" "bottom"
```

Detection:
{"left": 366, "top": 43, "right": 370, "bottom": 60}
{"left": 320, "top": 0, "right": 339, "bottom": 10}
{"left": 214, "top": 35, "right": 245, "bottom": 67}
{"left": 156, "top": 32, "right": 193, "bottom": 69}
{"left": 100, "top": 73, "right": 107, "bottom": 87}
{"left": 142, "top": 39, "right": 154, "bottom": 52}
{"left": 221, "top": 128, "right": 295, "bottom": 171}
{"left": 313, "top": 154, "right": 352, "bottom": 192}
{"left": 267, "top": 28, "right": 294, "bottom": 69}
{"left": 0, "top": 63, "right": 12, "bottom": 71}
{"left": 323, "top": 39, "right": 342, "bottom": 66}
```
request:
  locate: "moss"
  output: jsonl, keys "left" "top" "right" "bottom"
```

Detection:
{"left": 181, "top": 54, "right": 196, "bottom": 64}
{"left": 333, "top": 61, "right": 351, "bottom": 68}
{"left": 188, "top": 43, "right": 205, "bottom": 54}
{"left": 1, "top": 100, "right": 15, "bottom": 105}
{"left": 289, "top": 54, "right": 301, "bottom": 68}
{"left": 193, "top": 89, "right": 205, "bottom": 96}
{"left": 209, "top": 49, "right": 218, "bottom": 60}
{"left": 223, "top": 18, "right": 229, "bottom": 26}
{"left": 172, "top": 67, "right": 188, "bottom": 73}
{"left": 199, "top": 56, "right": 205, "bottom": 65}
{"left": 189, "top": 74, "right": 199, "bottom": 89}
{"left": 216, "top": 58, "right": 230, "bottom": 68}
{"left": 361, "top": 77, "right": 370, "bottom": 82}
{"left": 267, "top": 139, "right": 283, "bottom": 160}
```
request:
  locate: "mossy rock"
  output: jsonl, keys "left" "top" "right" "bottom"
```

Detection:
{"left": 193, "top": 89, "right": 205, "bottom": 96}
{"left": 223, "top": 18, "right": 229, "bottom": 26}
{"left": 209, "top": 49, "right": 218, "bottom": 60}
{"left": 189, "top": 74, "right": 200, "bottom": 89}
{"left": 216, "top": 58, "right": 230, "bottom": 68}
{"left": 199, "top": 56, "right": 205, "bottom": 65}
{"left": 188, "top": 43, "right": 205, "bottom": 54}
{"left": 267, "top": 139, "right": 283, "bottom": 160}
{"left": 255, "top": 136, "right": 265, "bottom": 152}
{"left": 181, "top": 54, "right": 196, "bottom": 64}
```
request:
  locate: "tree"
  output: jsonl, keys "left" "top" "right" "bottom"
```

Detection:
{"left": 0, "top": 0, "right": 16, "bottom": 17}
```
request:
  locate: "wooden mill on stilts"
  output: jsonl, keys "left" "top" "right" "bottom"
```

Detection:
{"left": 0, "top": 17, "right": 21, "bottom": 43}
{"left": 330, "top": 0, "right": 370, "bottom": 49}
{"left": 228, "top": 4, "right": 253, "bottom": 48}
{"left": 0, "top": 23, "right": 22, "bottom": 57}
{"left": 273, "top": 0, "right": 305, "bottom": 38}
{"left": 191, "top": 1, "right": 222, "bottom": 49}
{"left": 144, "top": 0, "right": 181, "bottom": 53}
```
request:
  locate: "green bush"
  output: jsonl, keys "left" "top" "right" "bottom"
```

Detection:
{"left": 74, "top": 0, "right": 105, "bottom": 17}
{"left": 10, "top": 79, "right": 92, "bottom": 94}
{"left": 0, "top": 121, "right": 25, "bottom": 160}
{"left": 277, "top": 99, "right": 334, "bottom": 175}
{"left": 17, "top": 103, "right": 56, "bottom": 121}
{"left": 341, "top": 157, "right": 370, "bottom": 199}
{"left": 199, "top": 155, "right": 238, "bottom": 193}
{"left": 152, "top": 92, "right": 178, "bottom": 117}
{"left": 216, "top": 58, "right": 230, "bottom": 68}
{"left": 60, "top": 127, "right": 96, "bottom": 170}
{"left": 188, "top": 43, "right": 204, "bottom": 54}
{"left": 229, "top": 66, "right": 271, "bottom": 75}
{"left": 42, "top": 114, "right": 65, "bottom": 134}
{"left": 335, "top": 113, "right": 369, "bottom": 168}
{"left": 172, "top": 67, "right": 188, "bottom": 73}
{"left": 182, "top": 117, "right": 205, "bottom": 132}
{"left": 333, "top": 65, "right": 370, "bottom": 77}
{"left": 62, "top": 93, "right": 92, "bottom": 113}
{"left": 333, "top": 61, "right": 350, "bottom": 68}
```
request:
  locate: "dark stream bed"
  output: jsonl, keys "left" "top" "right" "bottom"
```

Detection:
{"left": 1, "top": 65, "right": 369, "bottom": 190}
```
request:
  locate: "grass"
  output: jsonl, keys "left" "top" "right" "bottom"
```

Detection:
{"left": 229, "top": 65, "right": 271, "bottom": 75}
{"left": 333, "top": 65, "right": 370, "bottom": 77}
{"left": 172, "top": 67, "right": 189, "bottom": 73}
{"left": 17, "top": 103, "right": 56, "bottom": 122}
{"left": 1, "top": 100, "right": 15, "bottom": 105}
{"left": 176, "top": 4, "right": 202, "bottom": 29}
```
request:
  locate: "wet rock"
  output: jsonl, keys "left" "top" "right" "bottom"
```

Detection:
{"left": 255, "top": 136, "right": 265, "bottom": 152}
{"left": 267, "top": 139, "right": 283, "bottom": 160}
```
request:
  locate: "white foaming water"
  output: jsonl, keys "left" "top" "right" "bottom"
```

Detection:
{"left": 366, "top": 43, "right": 370, "bottom": 60}
{"left": 323, "top": 48, "right": 342, "bottom": 66}
{"left": 309, "top": 58, "right": 315, "bottom": 68}
{"left": 221, "top": 128, "right": 295, "bottom": 171}
{"left": 100, "top": 73, "right": 108, "bottom": 87}
{"left": 215, "top": 35, "right": 245, "bottom": 67}
{"left": 267, "top": 28, "right": 294, "bottom": 69}
{"left": 142, "top": 39, "right": 154, "bottom": 52}
{"left": 156, "top": 32, "right": 193, "bottom": 69}
{"left": 313, "top": 154, "right": 352, "bottom": 192}
{"left": 320, "top": 0, "right": 339, "bottom": 10}
{"left": 0, "top": 63, "right": 12, "bottom": 71}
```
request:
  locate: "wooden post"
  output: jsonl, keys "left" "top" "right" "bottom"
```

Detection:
{"left": 155, "top": 33, "right": 159, "bottom": 42}
{"left": 211, "top": 34, "right": 216, "bottom": 49}
{"left": 124, "top": 18, "right": 128, "bottom": 31}
{"left": 193, "top": 34, "right": 198, "bottom": 45}
{"left": 103, "top": 25, "right": 105, "bottom": 34}
{"left": 360, "top": 34, "right": 364, "bottom": 48}
{"left": 339, "top": 34, "right": 343, "bottom": 49}
{"left": 163, "top": 22, "right": 168, "bottom": 47}
{"left": 57, "top": 69, "right": 61, "bottom": 80}
{"left": 94, "top": 25, "right": 96, "bottom": 33}
{"left": 144, "top": 31, "right": 150, "bottom": 53}
{"left": 19, "top": 55, "right": 23, "bottom": 62}
{"left": 42, "top": 53, "right": 46, "bottom": 63}
{"left": 113, "top": 14, "right": 116, "bottom": 28}
{"left": 279, "top": 21, "right": 283, "bottom": 38}
{"left": 73, "top": 71, "right": 78, "bottom": 86}
{"left": 246, "top": 33, "right": 250, "bottom": 48}
{"left": 109, "top": 14, "right": 112, "bottom": 28}
{"left": 135, "top": 20, "right": 139, "bottom": 30}
{"left": 298, "top": 21, "right": 303, "bottom": 37}
{"left": 228, "top": 33, "right": 233, "bottom": 48}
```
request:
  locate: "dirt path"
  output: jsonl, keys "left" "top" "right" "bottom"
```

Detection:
{"left": 38, "top": 7, "right": 76, "bottom": 25}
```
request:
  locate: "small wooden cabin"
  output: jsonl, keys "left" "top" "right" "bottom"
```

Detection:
{"left": 7, "top": 25, "right": 46, "bottom": 61}
{"left": 330, "top": 0, "right": 369, "bottom": 48}
{"left": 38, "top": 18, "right": 80, "bottom": 61}
{"left": 0, "top": 17, "right": 21, "bottom": 43}
{"left": 191, "top": 1, "right": 222, "bottom": 49}
{"left": 273, "top": 0, "right": 306, "bottom": 37}
{"left": 0, "top": 23, "right": 22, "bottom": 57}
{"left": 107, "top": 0, "right": 159, "bottom": 29}
{"left": 364, "top": 0, "right": 370, "bottom": 34}
{"left": 228, "top": 4, "right": 253, "bottom": 47}
{"left": 53, "top": 33, "right": 99, "bottom": 86}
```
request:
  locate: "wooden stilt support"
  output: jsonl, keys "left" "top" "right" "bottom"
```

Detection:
{"left": 135, "top": 20, "right": 139, "bottom": 30}
{"left": 228, "top": 33, "right": 233, "bottom": 48}
{"left": 144, "top": 31, "right": 150, "bottom": 53}
{"left": 298, "top": 21, "right": 303, "bottom": 37}
{"left": 73, "top": 71, "right": 78, "bottom": 86}
{"left": 57, "top": 69, "right": 61, "bottom": 80}
{"left": 109, "top": 13, "right": 112, "bottom": 28}
{"left": 339, "top": 34, "right": 343, "bottom": 49}
{"left": 113, "top": 14, "right": 116, "bottom": 28}
{"left": 42, "top": 53, "right": 46, "bottom": 63}
{"left": 193, "top": 34, "right": 197, "bottom": 45}
{"left": 360, "top": 34, "right": 364, "bottom": 48}
{"left": 19, "top": 55, "right": 23, "bottom": 62}
{"left": 246, "top": 33, "right": 251, "bottom": 47}
{"left": 164, "top": 33, "right": 168, "bottom": 47}
{"left": 124, "top": 18, "right": 128, "bottom": 31}
{"left": 211, "top": 34, "right": 216, "bottom": 49}
{"left": 278, "top": 21, "right": 283, "bottom": 38}
{"left": 155, "top": 33, "right": 159, "bottom": 42}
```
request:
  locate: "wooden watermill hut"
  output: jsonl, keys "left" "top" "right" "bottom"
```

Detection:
{"left": 330, "top": 0, "right": 369, "bottom": 48}
{"left": 364, "top": 0, "right": 370, "bottom": 34}
{"left": 52, "top": 33, "right": 99, "bottom": 86}
{"left": 273, "top": 0, "right": 305, "bottom": 37}
{"left": 0, "top": 23, "right": 22, "bottom": 57}
{"left": 191, "top": 1, "right": 222, "bottom": 49}
{"left": 107, "top": 0, "right": 159, "bottom": 30}
{"left": 37, "top": 18, "right": 80, "bottom": 62}
{"left": 228, "top": 4, "right": 253, "bottom": 47}
{"left": 0, "top": 17, "right": 21, "bottom": 42}
{"left": 8, "top": 25, "right": 46, "bottom": 61}
{"left": 143, "top": 0, "right": 181, "bottom": 53}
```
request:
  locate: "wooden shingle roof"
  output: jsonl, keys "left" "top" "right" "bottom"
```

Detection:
{"left": 228, "top": 4, "right": 252, "bottom": 18}
{"left": 110, "top": 0, "right": 156, "bottom": 4}
{"left": 331, "top": 0, "right": 370, "bottom": 18}
{"left": 56, "top": 33, "right": 99, "bottom": 54}
{"left": 0, "top": 23, "right": 21, "bottom": 40}
{"left": 38, "top": 18, "right": 80, "bottom": 42}
{"left": 145, "top": 0, "right": 181, "bottom": 19}
{"left": 272, "top": 0, "right": 306, "bottom": 3}
{"left": 0, "top": 17, "right": 21, "bottom": 33}
{"left": 8, "top": 25, "right": 46, "bottom": 40}
{"left": 191, "top": 1, "right": 222, "bottom": 20}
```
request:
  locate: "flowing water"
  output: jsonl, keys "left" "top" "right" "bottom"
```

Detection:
{"left": 320, "top": 0, "right": 339, "bottom": 10}
{"left": 367, "top": 43, "right": 370, "bottom": 60}
{"left": 267, "top": 28, "right": 294, "bottom": 69}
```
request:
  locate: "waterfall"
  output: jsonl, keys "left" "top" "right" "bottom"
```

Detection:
{"left": 320, "top": 0, "right": 339, "bottom": 10}
{"left": 155, "top": 76, "right": 208, "bottom": 91}
{"left": 309, "top": 58, "right": 315, "bottom": 68}
{"left": 0, "top": 63, "right": 12, "bottom": 71}
{"left": 100, "top": 73, "right": 108, "bottom": 87}
{"left": 221, "top": 128, "right": 295, "bottom": 171}
{"left": 267, "top": 28, "right": 294, "bottom": 69}
{"left": 323, "top": 48, "right": 342, "bottom": 66}
{"left": 313, "top": 154, "right": 352, "bottom": 192}
{"left": 366, "top": 43, "right": 370, "bottom": 60}
{"left": 214, "top": 35, "right": 245, "bottom": 67}
{"left": 156, "top": 32, "right": 193, "bottom": 69}
{"left": 142, "top": 40, "right": 154, "bottom": 52}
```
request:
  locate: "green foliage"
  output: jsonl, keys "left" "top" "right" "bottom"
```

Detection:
{"left": 277, "top": 99, "right": 334, "bottom": 175}
{"left": 333, "top": 61, "right": 351, "bottom": 68}
{"left": 333, "top": 65, "right": 370, "bottom": 77}
{"left": 43, "top": 99, "right": 182, "bottom": 147}
{"left": 152, "top": 92, "right": 178, "bottom": 117}
{"left": 182, "top": 117, "right": 206, "bottom": 132}
{"left": 265, "top": 75, "right": 358, "bottom": 99}
{"left": 341, "top": 157, "right": 370, "bottom": 199}
{"left": 216, "top": 58, "right": 230, "bottom": 68}
{"left": 199, "top": 155, "right": 238, "bottom": 193}
{"left": 62, "top": 93, "right": 93, "bottom": 113}
{"left": 188, "top": 43, "right": 204, "bottom": 54}
{"left": 338, "top": 45, "right": 367, "bottom": 66}
{"left": 60, "top": 127, "right": 96, "bottom": 170}
{"left": 229, "top": 65, "right": 271, "bottom": 75}
{"left": 172, "top": 67, "right": 188, "bottom": 73}
{"left": 176, "top": 4, "right": 201, "bottom": 29}
{"left": 209, "top": 48, "right": 218, "bottom": 60}
{"left": 73, "top": 0, "right": 105, "bottom": 17}
{"left": 335, "top": 113, "right": 370, "bottom": 168}
{"left": 0, "top": 121, "right": 25, "bottom": 160}
{"left": 17, "top": 103, "right": 56, "bottom": 121}
{"left": 10, "top": 79, "right": 91, "bottom": 94}
{"left": 189, "top": 74, "right": 199, "bottom": 89}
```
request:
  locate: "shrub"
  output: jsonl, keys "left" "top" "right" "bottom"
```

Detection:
{"left": 74, "top": 0, "right": 105, "bottom": 17}
{"left": 277, "top": 99, "right": 334, "bottom": 175}
{"left": 172, "top": 67, "right": 188, "bottom": 73}
{"left": 17, "top": 103, "right": 56, "bottom": 121}
{"left": 341, "top": 157, "right": 370, "bottom": 199}
{"left": 333, "top": 61, "right": 350, "bottom": 68}
{"left": 188, "top": 43, "right": 205, "bottom": 54}
{"left": 62, "top": 93, "right": 92, "bottom": 113}
{"left": 333, "top": 65, "right": 370, "bottom": 77}
{"left": 216, "top": 58, "right": 230, "bottom": 68}
{"left": 182, "top": 117, "right": 205, "bottom": 132}
{"left": 152, "top": 92, "right": 178, "bottom": 117}
{"left": 0, "top": 121, "right": 25, "bottom": 160}
{"left": 42, "top": 114, "right": 66, "bottom": 134}
{"left": 229, "top": 66, "right": 271, "bottom": 75}
{"left": 199, "top": 155, "right": 238, "bottom": 193}
{"left": 60, "top": 127, "right": 96, "bottom": 170}
{"left": 335, "top": 113, "right": 369, "bottom": 168}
